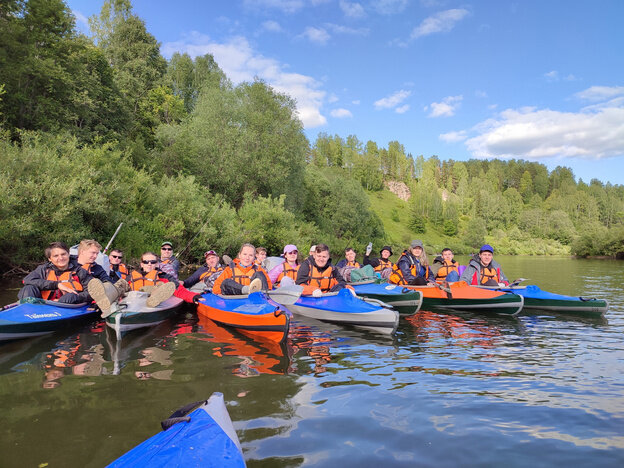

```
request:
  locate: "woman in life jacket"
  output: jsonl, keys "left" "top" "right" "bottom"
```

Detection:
{"left": 268, "top": 244, "right": 301, "bottom": 287}
{"left": 432, "top": 248, "right": 460, "bottom": 283}
{"left": 212, "top": 243, "right": 272, "bottom": 295}
{"left": 363, "top": 245, "right": 394, "bottom": 275}
{"left": 296, "top": 243, "right": 348, "bottom": 297}
{"left": 459, "top": 244, "right": 509, "bottom": 286}
{"left": 88, "top": 252, "right": 180, "bottom": 316}
{"left": 108, "top": 249, "right": 130, "bottom": 282}
{"left": 18, "top": 241, "right": 92, "bottom": 304}
{"left": 388, "top": 239, "right": 435, "bottom": 286}
{"left": 183, "top": 250, "right": 225, "bottom": 293}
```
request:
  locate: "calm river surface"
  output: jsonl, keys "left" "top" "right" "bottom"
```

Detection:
{"left": 1, "top": 256, "right": 623, "bottom": 467}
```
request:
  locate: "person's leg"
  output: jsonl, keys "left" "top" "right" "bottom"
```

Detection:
{"left": 88, "top": 279, "right": 122, "bottom": 315}
{"left": 446, "top": 271, "right": 459, "bottom": 282}
{"left": 220, "top": 278, "right": 245, "bottom": 295}
{"left": 58, "top": 293, "right": 87, "bottom": 304}
{"left": 251, "top": 272, "right": 269, "bottom": 290}
{"left": 18, "top": 285, "right": 42, "bottom": 300}
{"left": 146, "top": 282, "right": 176, "bottom": 307}
{"left": 411, "top": 276, "right": 428, "bottom": 286}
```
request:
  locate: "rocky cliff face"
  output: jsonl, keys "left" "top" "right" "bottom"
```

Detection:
{"left": 385, "top": 181, "right": 411, "bottom": 201}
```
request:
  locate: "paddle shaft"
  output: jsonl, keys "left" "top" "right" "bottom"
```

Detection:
{"left": 103, "top": 222, "right": 124, "bottom": 254}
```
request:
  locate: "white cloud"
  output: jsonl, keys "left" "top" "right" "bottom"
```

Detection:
{"left": 475, "top": 90, "right": 488, "bottom": 98}
{"left": 544, "top": 70, "right": 558, "bottom": 81}
{"left": 301, "top": 26, "right": 330, "bottom": 44}
{"left": 352, "top": 100, "right": 361, "bottom": 105}
{"left": 374, "top": 89, "right": 411, "bottom": 109}
{"left": 426, "top": 95, "right": 463, "bottom": 117}
{"left": 395, "top": 104, "right": 410, "bottom": 114}
{"left": 411, "top": 9, "right": 469, "bottom": 39}
{"left": 374, "top": 0, "right": 409, "bottom": 15}
{"left": 162, "top": 33, "right": 327, "bottom": 128}
{"left": 328, "top": 93, "right": 339, "bottom": 103}
{"left": 330, "top": 108, "right": 353, "bottom": 118}
{"left": 340, "top": 1, "right": 366, "bottom": 18}
{"left": 262, "top": 20, "right": 283, "bottom": 33}
{"left": 439, "top": 130, "right": 467, "bottom": 143}
{"left": 463, "top": 89, "right": 624, "bottom": 160}
{"left": 324, "top": 23, "right": 369, "bottom": 35}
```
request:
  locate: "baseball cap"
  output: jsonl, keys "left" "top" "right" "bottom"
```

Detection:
{"left": 283, "top": 244, "right": 298, "bottom": 254}
{"left": 410, "top": 240, "right": 424, "bottom": 249}
{"left": 480, "top": 244, "right": 494, "bottom": 253}
{"left": 161, "top": 241, "right": 173, "bottom": 247}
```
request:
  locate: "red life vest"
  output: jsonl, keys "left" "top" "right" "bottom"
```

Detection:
{"left": 41, "top": 269, "right": 83, "bottom": 301}
{"left": 129, "top": 270, "right": 160, "bottom": 290}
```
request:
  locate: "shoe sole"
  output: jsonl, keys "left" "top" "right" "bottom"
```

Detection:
{"left": 88, "top": 280, "right": 111, "bottom": 315}
{"left": 146, "top": 282, "right": 176, "bottom": 308}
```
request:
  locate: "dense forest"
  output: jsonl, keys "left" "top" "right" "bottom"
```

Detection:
{"left": 1, "top": 0, "right": 623, "bottom": 272}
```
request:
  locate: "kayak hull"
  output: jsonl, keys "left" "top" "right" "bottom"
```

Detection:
{"left": 197, "top": 292, "right": 290, "bottom": 343}
{"left": 108, "top": 392, "right": 245, "bottom": 467}
{"left": 404, "top": 282, "right": 524, "bottom": 316}
{"left": 105, "top": 293, "right": 184, "bottom": 336}
{"left": 489, "top": 285, "right": 608, "bottom": 316}
{"left": 285, "top": 288, "right": 399, "bottom": 333}
{"left": 0, "top": 300, "right": 97, "bottom": 341}
{"left": 350, "top": 282, "right": 423, "bottom": 314}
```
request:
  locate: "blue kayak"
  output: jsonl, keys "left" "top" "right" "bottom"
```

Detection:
{"left": 0, "top": 300, "right": 97, "bottom": 341}
{"left": 483, "top": 284, "right": 608, "bottom": 316}
{"left": 108, "top": 392, "right": 245, "bottom": 467}
{"left": 350, "top": 282, "right": 423, "bottom": 313}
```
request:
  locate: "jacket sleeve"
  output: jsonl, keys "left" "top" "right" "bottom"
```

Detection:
{"left": 363, "top": 255, "right": 380, "bottom": 268}
{"left": 459, "top": 264, "right": 477, "bottom": 284}
{"left": 211, "top": 268, "right": 232, "bottom": 295}
{"left": 295, "top": 261, "right": 311, "bottom": 286}
{"left": 183, "top": 267, "right": 206, "bottom": 288}
{"left": 335, "top": 259, "right": 347, "bottom": 269}
{"left": 426, "top": 266, "right": 435, "bottom": 281}
{"left": 22, "top": 264, "right": 57, "bottom": 291}
{"left": 174, "top": 284, "right": 198, "bottom": 303}
{"left": 332, "top": 267, "right": 347, "bottom": 290}
{"left": 398, "top": 257, "right": 417, "bottom": 284}
{"left": 92, "top": 264, "right": 113, "bottom": 283}
{"left": 496, "top": 263, "right": 509, "bottom": 284}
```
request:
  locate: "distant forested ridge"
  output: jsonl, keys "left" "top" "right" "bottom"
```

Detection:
{"left": 1, "top": 0, "right": 622, "bottom": 272}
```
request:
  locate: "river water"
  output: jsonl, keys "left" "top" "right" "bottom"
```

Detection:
{"left": 0, "top": 256, "right": 622, "bottom": 467}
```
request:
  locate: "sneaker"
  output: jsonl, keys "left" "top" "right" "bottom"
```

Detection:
{"left": 146, "top": 282, "right": 176, "bottom": 308}
{"left": 241, "top": 285, "right": 250, "bottom": 295}
{"left": 248, "top": 278, "right": 262, "bottom": 294}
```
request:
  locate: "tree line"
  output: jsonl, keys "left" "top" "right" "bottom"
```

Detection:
{"left": 1, "top": 0, "right": 622, "bottom": 272}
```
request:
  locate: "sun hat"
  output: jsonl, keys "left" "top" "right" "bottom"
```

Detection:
{"left": 380, "top": 245, "right": 393, "bottom": 255}
{"left": 479, "top": 244, "right": 494, "bottom": 253}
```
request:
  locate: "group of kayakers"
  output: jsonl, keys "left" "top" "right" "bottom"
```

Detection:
{"left": 18, "top": 237, "right": 509, "bottom": 314}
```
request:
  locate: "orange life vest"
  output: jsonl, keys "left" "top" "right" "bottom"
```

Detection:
{"left": 305, "top": 263, "right": 338, "bottom": 292}
{"left": 112, "top": 263, "right": 130, "bottom": 280}
{"left": 344, "top": 261, "right": 361, "bottom": 268}
{"left": 389, "top": 253, "right": 430, "bottom": 285}
{"left": 129, "top": 270, "right": 160, "bottom": 290}
{"left": 435, "top": 260, "right": 459, "bottom": 281}
{"left": 41, "top": 269, "right": 83, "bottom": 301}
{"left": 276, "top": 263, "right": 300, "bottom": 285}
{"left": 228, "top": 263, "right": 258, "bottom": 286}
{"left": 199, "top": 266, "right": 224, "bottom": 282}
{"left": 374, "top": 258, "right": 393, "bottom": 272}
{"left": 479, "top": 265, "right": 500, "bottom": 286}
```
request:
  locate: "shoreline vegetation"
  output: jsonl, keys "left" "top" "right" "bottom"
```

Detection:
{"left": 1, "top": 0, "right": 623, "bottom": 275}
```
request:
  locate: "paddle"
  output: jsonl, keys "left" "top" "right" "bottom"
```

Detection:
{"left": 509, "top": 278, "right": 529, "bottom": 287}
{"left": 429, "top": 280, "right": 453, "bottom": 299}
{"left": 103, "top": 222, "right": 124, "bottom": 254}
{"left": 267, "top": 284, "right": 304, "bottom": 305}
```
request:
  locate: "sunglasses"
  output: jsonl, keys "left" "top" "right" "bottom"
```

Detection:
{"left": 141, "top": 260, "right": 159, "bottom": 264}
{"left": 287, "top": 250, "right": 298, "bottom": 254}
{"left": 111, "top": 255, "right": 123, "bottom": 259}
{"left": 161, "top": 247, "right": 172, "bottom": 251}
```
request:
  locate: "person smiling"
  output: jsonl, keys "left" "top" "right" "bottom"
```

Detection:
{"left": 159, "top": 241, "right": 180, "bottom": 279}
{"left": 183, "top": 250, "right": 225, "bottom": 293}
{"left": 388, "top": 239, "right": 435, "bottom": 286}
{"left": 460, "top": 244, "right": 509, "bottom": 286}
{"left": 268, "top": 244, "right": 301, "bottom": 287}
{"left": 212, "top": 243, "right": 271, "bottom": 295}
{"left": 18, "top": 242, "right": 92, "bottom": 304}
{"left": 296, "top": 244, "right": 347, "bottom": 297}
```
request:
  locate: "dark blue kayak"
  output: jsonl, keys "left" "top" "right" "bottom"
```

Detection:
{"left": 0, "top": 300, "right": 97, "bottom": 341}
{"left": 482, "top": 284, "right": 608, "bottom": 316}
{"left": 108, "top": 392, "right": 245, "bottom": 467}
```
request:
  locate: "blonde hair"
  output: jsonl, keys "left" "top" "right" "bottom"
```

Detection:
{"left": 411, "top": 246, "right": 429, "bottom": 267}
{"left": 78, "top": 239, "right": 102, "bottom": 253}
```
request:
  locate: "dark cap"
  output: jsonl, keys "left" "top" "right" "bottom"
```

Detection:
{"left": 380, "top": 245, "right": 393, "bottom": 255}
{"left": 479, "top": 244, "right": 494, "bottom": 253}
{"left": 161, "top": 241, "right": 173, "bottom": 247}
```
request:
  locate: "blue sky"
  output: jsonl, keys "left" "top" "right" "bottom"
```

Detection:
{"left": 68, "top": 0, "right": 624, "bottom": 185}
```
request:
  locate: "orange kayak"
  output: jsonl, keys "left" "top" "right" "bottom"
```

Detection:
{"left": 196, "top": 291, "right": 291, "bottom": 343}
{"left": 403, "top": 281, "right": 524, "bottom": 315}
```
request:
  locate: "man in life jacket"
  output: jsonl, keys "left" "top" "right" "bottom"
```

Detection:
{"left": 336, "top": 247, "right": 361, "bottom": 269}
{"left": 108, "top": 249, "right": 130, "bottom": 282}
{"left": 296, "top": 244, "right": 348, "bottom": 297}
{"left": 74, "top": 239, "right": 111, "bottom": 283}
{"left": 432, "top": 248, "right": 460, "bottom": 283}
{"left": 212, "top": 243, "right": 271, "bottom": 295}
{"left": 183, "top": 250, "right": 225, "bottom": 293}
{"left": 460, "top": 244, "right": 509, "bottom": 286}
{"left": 18, "top": 242, "right": 92, "bottom": 304}
{"left": 363, "top": 244, "right": 394, "bottom": 274}
{"left": 388, "top": 239, "right": 435, "bottom": 286}
{"left": 88, "top": 251, "right": 180, "bottom": 316}
{"left": 159, "top": 241, "right": 180, "bottom": 280}
{"left": 268, "top": 244, "right": 300, "bottom": 287}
